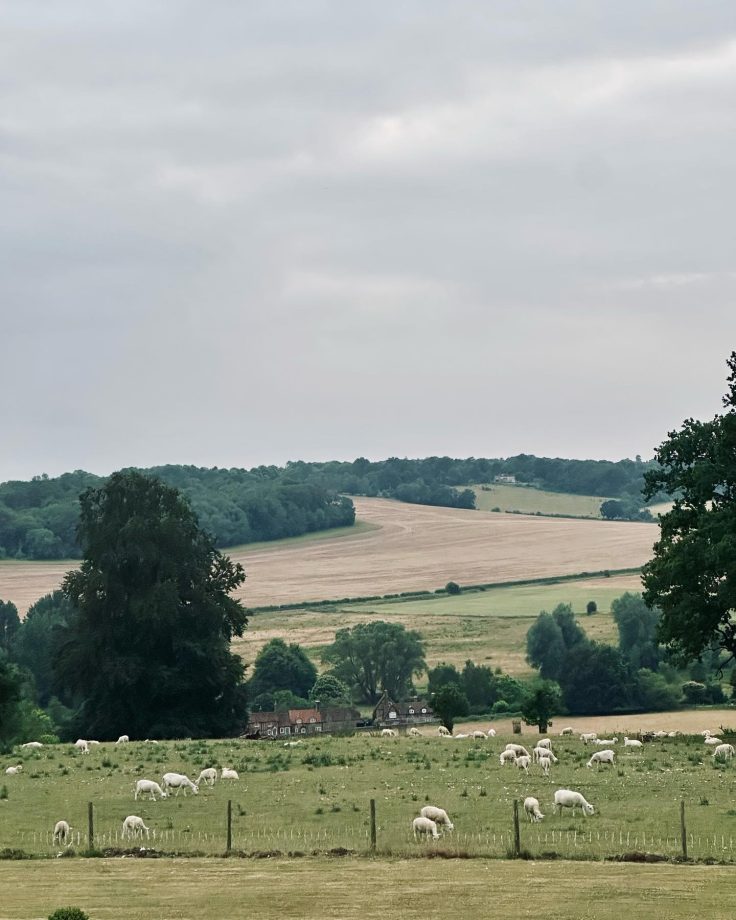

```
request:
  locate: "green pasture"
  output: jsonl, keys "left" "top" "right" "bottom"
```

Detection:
{"left": 2, "top": 732, "right": 735, "bottom": 864}
{"left": 472, "top": 483, "right": 608, "bottom": 518}
{"left": 2, "top": 858, "right": 736, "bottom": 920}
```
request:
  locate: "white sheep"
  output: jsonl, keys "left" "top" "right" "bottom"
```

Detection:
{"left": 408, "top": 727, "right": 422, "bottom": 738}
{"left": 472, "top": 730, "right": 487, "bottom": 740}
{"left": 515, "top": 754, "right": 531, "bottom": 773}
{"left": 5, "top": 764, "right": 23, "bottom": 775}
{"left": 593, "top": 737, "right": 618, "bottom": 746}
{"left": 420, "top": 805, "right": 454, "bottom": 831}
{"left": 560, "top": 727, "right": 574, "bottom": 736}
{"left": 221, "top": 768, "right": 239, "bottom": 780}
{"left": 116, "top": 735, "right": 130, "bottom": 745}
{"left": 587, "top": 749, "right": 615, "bottom": 768}
{"left": 553, "top": 789, "right": 594, "bottom": 817}
{"left": 499, "top": 750, "right": 517, "bottom": 765}
{"left": 704, "top": 736, "right": 723, "bottom": 746}
{"left": 454, "top": 733, "right": 469, "bottom": 739}
{"left": 537, "top": 738, "right": 552, "bottom": 750}
{"left": 284, "top": 740, "right": 303, "bottom": 748}
{"left": 487, "top": 728, "right": 497, "bottom": 737}
{"left": 539, "top": 754, "right": 553, "bottom": 776}
{"left": 380, "top": 728, "right": 396, "bottom": 738}
{"left": 21, "top": 741, "right": 43, "bottom": 750}
{"left": 162, "top": 772, "right": 199, "bottom": 796}
{"left": 74, "top": 739, "right": 89, "bottom": 754}
{"left": 88, "top": 740, "right": 100, "bottom": 746}
{"left": 438, "top": 725, "right": 451, "bottom": 737}
{"left": 533, "top": 746, "right": 558, "bottom": 763}
{"left": 624, "top": 737, "right": 643, "bottom": 749}
{"left": 524, "top": 797, "right": 545, "bottom": 823}
{"left": 580, "top": 732, "right": 597, "bottom": 744}
{"left": 122, "top": 815, "right": 150, "bottom": 839}
{"left": 53, "top": 820, "right": 72, "bottom": 845}
{"left": 135, "top": 779, "right": 167, "bottom": 801}
{"left": 702, "top": 730, "right": 714, "bottom": 738}
{"left": 505, "top": 743, "right": 530, "bottom": 757}
{"left": 412, "top": 816, "right": 439, "bottom": 840}
{"left": 195, "top": 768, "right": 218, "bottom": 787}
{"left": 712, "top": 743, "right": 736, "bottom": 760}
{"left": 652, "top": 731, "right": 668, "bottom": 740}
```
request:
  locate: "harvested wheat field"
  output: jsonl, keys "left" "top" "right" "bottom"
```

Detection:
{"left": 0, "top": 498, "right": 657, "bottom": 614}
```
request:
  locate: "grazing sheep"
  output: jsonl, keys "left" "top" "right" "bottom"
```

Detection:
{"left": 704, "top": 736, "right": 723, "bottom": 746}
{"left": 454, "top": 733, "right": 469, "bottom": 739}
{"left": 668, "top": 731, "right": 680, "bottom": 738}
{"left": 53, "top": 820, "right": 71, "bottom": 845}
{"left": 537, "top": 738, "right": 552, "bottom": 750}
{"left": 712, "top": 743, "right": 736, "bottom": 760}
{"left": 438, "top": 725, "right": 451, "bottom": 737}
{"left": 587, "top": 749, "right": 615, "bottom": 768}
{"left": 472, "top": 730, "right": 487, "bottom": 740}
{"left": 539, "top": 754, "right": 553, "bottom": 776}
{"left": 523, "top": 797, "right": 545, "bottom": 823}
{"left": 505, "top": 743, "right": 530, "bottom": 758}
{"left": 499, "top": 750, "right": 517, "bottom": 766}
{"left": 533, "top": 746, "right": 558, "bottom": 763}
{"left": 580, "top": 732, "right": 597, "bottom": 744}
{"left": 116, "top": 735, "right": 130, "bottom": 745}
{"left": 162, "top": 772, "right": 199, "bottom": 796}
{"left": 88, "top": 740, "right": 101, "bottom": 746}
{"left": 515, "top": 754, "right": 532, "bottom": 773}
{"left": 560, "top": 727, "right": 574, "bottom": 736}
{"left": 593, "top": 737, "right": 618, "bottom": 746}
{"left": 195, "top": 768, "right": 218, "bottom": 787}
{"left": 122, "top": 815, "right": 150, "bottom": 839}
{"left": 412, "top": 816, "right": 439, "bottom": 840}
{"left": 135, "top": 779, "right": 167, "bottom": 801}
{"left": 21, "top": 741, "right": 43, "bottom": 750}
{"left": 624, "top": 737, "right": 643, "bottom": 749}
{"left": 408, "top": 727, "right": 422, "bottom": 738}
{"left": 221, "top": 768, "right": 239, "bottom": 780}
{"left": 652, "top": 731, "right": 668, "bottom": 740}
{"left": 702, "top": 730, "right": 714, "bottom": 738}
{"left": 420, "top": 806, "right": 454, "bottom": 831}
{"left": 380, "top": 728, "right": 397, "bottom": 738}
{"left": 554, "top": 789, "right": 594, "bottom": 817}
{"left": 5, "top": 765, "right": 22, "bottom": 775}
{"left": 74, "top": 739, "right": 89, "bottom": 754}
{"left": 487, "top": 728, "right": 497, "bottom": 737}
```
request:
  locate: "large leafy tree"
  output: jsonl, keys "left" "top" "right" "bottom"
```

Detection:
{"left": 11, "top": 591, "right": 75, "bottom": 706}
{"left": 309, "top": 674, "right": 352, "bottom": 706}
{"left": 248, "top": 638, "right": 318, "bottom": 701}
{"left": 611, "top": 592, "right": 662, "bottom": 671}
{"left": 521, "top": 680, "right": 562, "bottom": 733}
{"left": 0, "top": 654, "right": 23, "bottom": 745}
{"left": 321, "top": 621, "right": 426, "bottom": 703}
{"left": 559, "top": 642, "right": 633, "bottom": 715}
{"left": 430, "top": 684, "right": 469, "bottom": 733}
{"left": 55, "top": 471, "right": 248, "bottom": 739}
{"left": 0, "top": 599, "right": 20, "bottom": 653}
{"left": 526, "top": 604, "right": 586, "bottom": 680}
{"left": 643, "top": 352, "right": 736, "bottom": 662}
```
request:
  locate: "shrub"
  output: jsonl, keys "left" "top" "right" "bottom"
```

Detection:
{"left": 48, "top": 910, "right": 91, "bottom": 920}
{"left": 586, "top": 601, "right": 597, "bottom": 615}
{"left": 445, "top": 581, "right": 461, "bottom": 596}
{"left": 491, "top": 700, "right": 509, "bottom": 713}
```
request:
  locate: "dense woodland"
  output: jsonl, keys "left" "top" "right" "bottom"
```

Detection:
{"left": 0, "top": 454, "right": 656, "bottom": 559}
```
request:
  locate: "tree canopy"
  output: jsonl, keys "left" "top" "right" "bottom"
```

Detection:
{"left": 521, "top": 680, "right": 562, "bottom": 733}
{"left": 0, "top": 599, "right": 20, "bottom": 653}
{"left": 642, "top": 352, "right": 736, "bottom": 662}
{"left": 612, "top": 592, "right": 662, "bottom": 671}
{"left": 248, "top": 639, "right": 318, "bottom": 704}
{"left": 321, "top": 621, "right": 426, "bottom": 703}
{"left": 55, "top": 471, "right": 248, "bottom": 739}
{"left": 526, "top": 603, "right": 586, "bottom": 680}
{"left": 10, "top": 592, "right": 75, "bottom": 707}
{"left": 430, "top": 684, "right": 469, "bottom": 732}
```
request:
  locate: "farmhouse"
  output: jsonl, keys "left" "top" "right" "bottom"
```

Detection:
{"left": 493, "top": 474, "right": 517, "bottom": 484}
{"left": 372, "top": 692, "right": 436, "bottom": 728}
{"left": 246, "top": 705, "right": 362, "bottom": 738}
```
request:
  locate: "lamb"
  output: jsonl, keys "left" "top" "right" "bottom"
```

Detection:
{"left": 135, "top": 779, "right": 167, "bottom": 801}
{"left": 505, "top": 743, "right": 530, "bottom": 757}
{"left": 221, "top": 768, "right": 239, "bottom": 780}
{"left": 380, "top": 728, "right": 396, "bottom": 738}
{"left": 162, "top": 772, "right": 199, "bottom": 796}
{"left": 472, "top": 730, "right": 487, "bottom": 740}
{"left": 74, "top": 739, "right": 89, "bottom": 754}
{"left": 523, "top": 797, "right": 545, "bottom": 823}
{"left": 499, "top": 750, "right": 517, "bottom": 765}
{"left": 438, "top": 725, "right": 451, "bottom": 737}
{"left": 624, "top": 737, "right": 643, "bottom": 749}
{"left": 539, "top": 754, "right": 553, "bottom": 776}
{"left": 116, "top": 735, "right": 130, "bottom": 745}
{"left": 560, "top": 727, "right": 574, "bottom": 736}
{"left": 21, "top": 741, "right": 43, "bottom": 750}
{"left": 712, "top": 743, "right": 736, "bottom": 760}
{"left": 580, "top": 732, "right": 597, "bottom": 744}
{"left": 195, "top": 768, "right": 218, "bottom": 787}
{"left": 587, "top": 749, "right": 615, "bottom": 768}
{"left": 122, "top": 815, "right": 150, "bottom": 839}
{"left": 408, "top": 727, "right": 422, "bottom": 738}
{"left": 412, "top": 816, "right": 439, "bottom": 840}
{"left": 420, "top": 805, "right": 454, "bottom": 831}
{"left": 5, "top": 765, "right": 22, "bottom": 775}
{"left": 515, "top": 754, "right": 531, "bottom": 773}
{"left": 553, "top": 789, "right": 594, "bottom": 817}
{"left": 53, "top": 820, "right": 72, "bottom": 845}
{"left": 487, "top": 728, "right": 496, "bottom": 737}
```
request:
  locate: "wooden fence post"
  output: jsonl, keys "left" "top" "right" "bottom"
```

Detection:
{"left": 226, "top": 799, "right": 232, "bottom": 853}
{"left": 88, "top": 801, "right": 94, "bottom": 852}
{"left": 369, "top": 799, "right": 377, "bottom": 853}
{"left": 680, "top": 800, "right": 687, "bottom": 860}
{"left": 513, "top": 799, "right": 521, "bottom": 858}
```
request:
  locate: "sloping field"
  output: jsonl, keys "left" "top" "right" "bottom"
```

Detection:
{"left": 473, "top": 482, "right": 608, "bottom": 517}
{"left": 0, "top": 498, "right": 657, "bottom": 614}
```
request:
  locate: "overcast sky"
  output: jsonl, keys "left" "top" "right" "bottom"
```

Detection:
{"left": 1, "top": 1, "right": 735, "bottom": 483}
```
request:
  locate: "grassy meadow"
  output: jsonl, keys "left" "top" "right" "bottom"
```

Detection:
{"left": 472, "top": 483, "right": 608, "bottom": 518}
{"left": 2, "top": 858, "right": 736, "bottom": 920}
{"left": 237, "top": 573, "right": 642, "bottom": 676}
{"left": 3, "top": 730, "right": 736, "bottom": 864}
